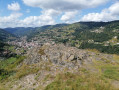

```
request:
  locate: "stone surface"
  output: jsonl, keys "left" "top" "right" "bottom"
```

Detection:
{"left": 24, "top": 43, "right": 113, "bottom": 69}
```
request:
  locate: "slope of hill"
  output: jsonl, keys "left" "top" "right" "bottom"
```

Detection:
{"left": 4, "top": 27, "right": 36, "bottom": 37}
{"left": 0, "top": 29, "right": 16, "bottom": 42}
{"left": 27, "top": 20, "right": 119, "bottom": 54}
{"left": 0, "top": 29, "right": 18, "bottom": 60}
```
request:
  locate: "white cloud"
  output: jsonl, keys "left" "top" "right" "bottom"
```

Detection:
{"left": 8, "top": 2, "right": 21, "bottom": 11}
{"left": 42, "top": 9, "right": 61, "bottom": 17}
{"left": 22, "top": 0, "right": 109, "bottom": 11}
{"left": 0, "top": 12, "right": 55, "bottom": 28}
{"left": 109, "top": 2, "right": 119, "bottom": 15}
{"left": 20, "top": 15, "right": 55, "bottom": 27}
{"left": 81, "top": 12, "right": 117, "bottom": 22}
{"left": 0, "top": 13, "right": 22, "bottom": 22}
{"left": 61, "top": 11, "right": 78, "bottom": 22}
{"left": 81, "top": 2, "right": 119, "bottom": 21}
{"left": 19, "top": 9, "right": 57, "bottom": 27}
{"left": 22, "top": 0, "right": 110, "bottom": 24}
{"left": 0, "top": 13, "right": 22, "bottom": 28}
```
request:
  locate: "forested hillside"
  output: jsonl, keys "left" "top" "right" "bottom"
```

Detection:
{"left": 0, "top": 29, "right": 16, "bottom": 42}
{"left": 27, "top": 20, "right": 119, "bottom": 54}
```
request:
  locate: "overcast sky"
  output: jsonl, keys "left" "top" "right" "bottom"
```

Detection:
{"left": 0, "top": 0, "right": 119, "bottom": 28}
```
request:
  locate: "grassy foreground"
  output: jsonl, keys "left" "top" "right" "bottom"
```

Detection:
{"left": 0, "top": 54, "right": 119, "bottom": 90}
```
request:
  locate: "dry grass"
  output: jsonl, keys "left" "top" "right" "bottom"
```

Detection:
{"left": 45, "top": 71, "right": 115, "bottom": 90}
{"left": 113, "top": 54, "right": 119, "bottom": 62}
{"left": 15, "top": 64, "right": 39, "bottom": 79}
{"left": 87, "top": 49, "right": 100, "bottom": 53}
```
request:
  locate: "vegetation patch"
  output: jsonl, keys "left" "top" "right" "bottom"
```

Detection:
{"left": 0, "top": 56, "right": 25, "bottom": 81}
{"left": 79, "top": 42, "right": 119, "bottom": 54}
{"left": 15, "top": 64, "right": 39, "bottom": 79}
{"left": 103, "top": 67, "right": 119, "bottom": 80}
{"left": 45, "top": 71, "right": 114, "bottom": 90}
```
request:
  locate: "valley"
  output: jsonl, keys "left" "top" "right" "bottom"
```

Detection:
{"left": 0, "top": 21, "right": 119, "bottom": 90}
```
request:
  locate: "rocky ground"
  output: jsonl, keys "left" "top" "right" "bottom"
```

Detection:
{"left": 24, "top": 43, "right": 114, "bottom": 67}
{"left": 1, "top": 43, "right": 119, "bottom": 90}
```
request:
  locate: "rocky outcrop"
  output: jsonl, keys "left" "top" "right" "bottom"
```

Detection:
{"left": 24, "top": 43, "right": 113, "bottom": 69}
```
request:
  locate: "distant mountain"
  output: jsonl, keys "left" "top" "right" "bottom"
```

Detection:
{"left": 4, "top": 24, "right": 68, "bottom": 37}
{"left": 0, "top": 28, "right": 16, "bottom": 42}
{"left": 39, "top": 23, "right": 68, "bottom": 30}
{"left": 4, "top": 27, "right": 36, "bottom": 37}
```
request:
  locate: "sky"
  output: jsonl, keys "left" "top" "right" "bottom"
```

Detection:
{"left": 0, "top": 0, "right": 119, "bottom": 28}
